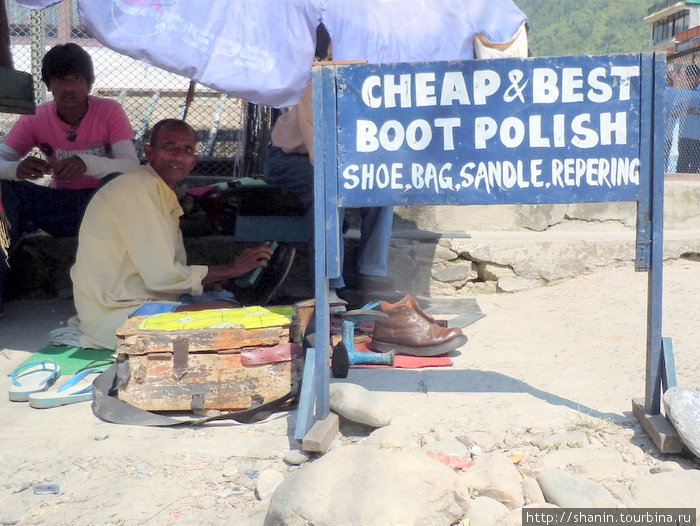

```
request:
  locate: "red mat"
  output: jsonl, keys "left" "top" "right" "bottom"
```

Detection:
{"left": 350, "top": 341, "right": 453, "bottom": 369}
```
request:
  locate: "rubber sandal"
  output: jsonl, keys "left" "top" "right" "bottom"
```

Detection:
{"left": 28, "top": 366, "right": 103, "bottom": 409}
{"left": 75, "top": 358, "right": 115, "bottom": 374}
{"left": 9, "top": 360, "right": 61, "bottom": 402}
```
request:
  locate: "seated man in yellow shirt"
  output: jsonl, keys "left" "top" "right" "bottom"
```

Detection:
{"left": 71, "top": 119, "right": 290, "bottom": 349}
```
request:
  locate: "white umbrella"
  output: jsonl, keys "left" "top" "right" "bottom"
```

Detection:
{"left": 15, "top": 0, "right": 526, "bottom": 108}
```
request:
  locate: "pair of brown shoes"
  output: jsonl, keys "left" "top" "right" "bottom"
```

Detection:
{"left": 369, "top": 295, "right": 467, "bottom": 356}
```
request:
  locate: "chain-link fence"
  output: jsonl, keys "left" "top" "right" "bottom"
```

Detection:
{"left": 666, "top": 49, "right": 700, "bottom": 175}
{"left": 1, "top": 0, "right": 273, "bottom": 180}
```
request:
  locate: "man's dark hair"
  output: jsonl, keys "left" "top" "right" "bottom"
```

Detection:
{"left": 149, "top": 119, "right": 196, "bottom": 147}
{"left": 315, "top": 23, "right": 331, "bottom": 60}
{"left": 41, "top": 43, "right": 95, "bottom": 89}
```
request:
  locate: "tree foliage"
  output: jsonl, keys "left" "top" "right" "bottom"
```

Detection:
{"left": 514, "top": 0, "right": 658, "bottom": 57}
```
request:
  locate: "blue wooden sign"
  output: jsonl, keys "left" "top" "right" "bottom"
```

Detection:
{"left": 331, "top": 54, "right": 646, "bottom": 207}
{"left": 298, "top": 53, "right": 671, "bottom": 453}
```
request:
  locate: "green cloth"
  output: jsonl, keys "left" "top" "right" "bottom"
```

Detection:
{"left": 11, "top": 345, "right": 114, "bottom": 376}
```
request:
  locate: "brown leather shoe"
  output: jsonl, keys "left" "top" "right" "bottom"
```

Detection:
{"left": 370, "top": 304, "right": 467, "bottom": 356}
{"left": 380, "top": 295, "right": 448, "bottom": 327}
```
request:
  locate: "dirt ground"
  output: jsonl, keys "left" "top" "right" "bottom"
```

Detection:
{"left": 1, "top": 258, "right": 699, "bottom": 525}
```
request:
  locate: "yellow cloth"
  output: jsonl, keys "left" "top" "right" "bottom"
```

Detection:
{"left": 71, "top": 165, "right": 208, "bottom": 349}
{"left": 137, "top": 306, "right": 296, "bottom": 331}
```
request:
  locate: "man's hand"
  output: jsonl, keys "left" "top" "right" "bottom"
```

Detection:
{"left": 16, "top": 156, "right": 51, "bottom": 180}
{"left": 52, "top": 155, "right": 87, "bottom": 181}
{"left": 230, "top": 244, "right": 274, "bottom": 277}
{"left": 202, "top": 243, "right": 275, "bottom": 289}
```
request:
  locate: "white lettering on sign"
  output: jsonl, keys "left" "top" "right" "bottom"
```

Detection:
{"left": 356, "top": 118, "right": 460, "bottom": 152}
{"left": 359, "top": 65, "right": 640, "bottom": 109}
{"left": 346, "top": 60, "right": 643, "bottom": 198}
{"left": 474, "top": 112, "right": 627, "bottom": 149}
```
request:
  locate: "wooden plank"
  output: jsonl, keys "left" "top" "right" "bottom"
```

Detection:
{"left": 632, "top": 397, "right": 683, "bottom": 454}
{"left": 118, "top": 352, "right": 301, "bottom": 411}
{"left": 294, "top": 347, "right": 317, "bottom": 441}
{"left": 302, "top": 412, "right": 339, "bottom": 453}
{"left": 118, "top": 327, "right": 291, "bottom": 354}
{"left": 117, "top": 317, "right": 293, "bottom": 354}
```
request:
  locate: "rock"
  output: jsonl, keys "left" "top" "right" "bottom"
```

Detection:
{"left": 503, "top": 434, "right": 523, "bottom": 448}
{"left": 521, "top": 477, "right": 545, "bottom": 504}
{"left": 496, "top": 504, "right": 562, "bottom": 526}
{"left": 526, "top": 427, "right": 553, "bottom": 436}
{"left": 434, "top": 244, "right": 458, "bottom": 263}
{"left": 466, "top": 496, "right": 510, "bottom": 526}
{"left": 536, "top": 469, "right": 619, "bottom": 507}
{"left": 649, "top": 461, "right": 683, "bottom": 474}
{"left": 364, "top": 425, "right": 414, "bottom": 449}
{"left": 457, "top": 430, "right": 499, "bottom": 453}
{"left": 255, "top": 469, "right": 284, "bottom": 501}
{"left": 535, "top": 447, "right": 622, "bottom": 470}
{"left": 663, "top": 386, "right": 700, "bottom": 459}
{"left": 462, "top": 452, "right": 525, "bottom": 509}
{"left": 536, "top": 430, "right": 588, "bottom": 450}
{"left": 480, "top": 263, "right": 516, "bottom": 282}
{"left": 0, "top": 514, "right": 22, "bottom": 526}
{"left": 431, "top": 261, "right": 477, "bottom": 283}
{"left": 497, "top": 276, "right": 539, "bottom": 292}
{"left": 329, "top": 383, "right": 392, "bottom": 428}
{"left": 620, "top": 443, "right": 646, "bottom": 464}
{"left": 421, "top": 438, "right": 471, "bottom": 458}
{"left": 580, "top": 458, "right": 641, "bottom": 481}
{"left": 630, "top": 470, "right": 700, "bottom": 517}
{"left": 283, "top": 450, "right": 311, "bottom": 466}
{"left": 265, "top": 445, "right": 470, "bottom": 526}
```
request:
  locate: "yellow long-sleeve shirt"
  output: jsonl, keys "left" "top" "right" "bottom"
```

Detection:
{"left": 71, "top": 165, "right": 208, "bottom": 349}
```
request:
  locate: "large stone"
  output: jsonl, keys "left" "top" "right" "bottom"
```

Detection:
{"left": 516, "top": 203, "right": 568, "bottom": 231}
{"left": 535, "top": 447, "right": 622, "bottom": 470}
{"left": 497, "top": 276, "right": 539, "bottom": 292}
{"left": 629, "top": 470, "right": 700, "bottom": 517}
{"left": 580, "top": 458, "right": 641, "bottom": 481}
{"left": 462, "top": 452, "right": 525, "bottom": 509}
{"left": 536, "top": 469, "right": 618, "bottom": 507}
{"left": 265, "top": 445, "right": 470, "bottom": 526}
{"left": 431, "top": 260, "right": 477, "bottom": 283}
{"left": 663, "top": 386, "right": 700, "bottom": 459}
{"left": 494, "top": 504, "right": 561, "bottom": 526}
{"left": 255, "top": 469, "right": 284, "bottom": 501}
{"left": 457, "top": 430, "right": 500, "bottom": 453}
{"left": 364, "top": 425, "right": 415, "bottom": 449}
{"left": 466, "top": 496, "right": 510, "bottom": 526}
{"left": 421, "top": 438, "right": 471, "bottom": 458}
{"left": 480, "top": 263, "right": 516, "bottom": 282}
{"left": 521, "top": 477, "right": 546, "bottom": 505}
{"left": 329, "top": 383, "right": 392, "bottom": 428}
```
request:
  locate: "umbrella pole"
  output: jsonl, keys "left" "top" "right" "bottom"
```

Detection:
{"left": 181, "top": 80, "right": 197, "bottom": 121}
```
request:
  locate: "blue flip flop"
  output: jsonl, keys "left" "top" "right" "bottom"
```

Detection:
{"left": 28, "top": 366, "right": 105, "bottom": 409}
{"left": 9, "top": 360, "right": 61, "bottom": 402}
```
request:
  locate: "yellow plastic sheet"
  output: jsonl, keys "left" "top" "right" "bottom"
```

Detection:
{"left": 138, "top": 306, "right": 296, "bottom": 331}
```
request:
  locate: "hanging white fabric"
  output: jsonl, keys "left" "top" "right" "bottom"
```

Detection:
{"left": 15, "top": 0, "right": 527, "bottom": 108}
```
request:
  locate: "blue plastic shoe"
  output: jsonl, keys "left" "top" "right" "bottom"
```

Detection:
{"left": 9, "top": 360, "right": 61, "bottom": 402}
{"left": 28, "top": 366, "right": 105, "bottom": 409}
